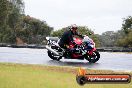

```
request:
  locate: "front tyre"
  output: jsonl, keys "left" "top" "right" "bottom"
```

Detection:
{"left": 85, "top": 50, "right": 100, "bottom": 63}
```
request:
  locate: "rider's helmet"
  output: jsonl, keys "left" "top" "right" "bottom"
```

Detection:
{"left": 70, "top": 24, "right": 78, "bottom": 31}
{"left": 70, "top": 24, "right": 78, "bottom": 34}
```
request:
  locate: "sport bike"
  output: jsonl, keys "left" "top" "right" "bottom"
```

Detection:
{"left": 45, "top": 35, "right": 100, "bottom": 63}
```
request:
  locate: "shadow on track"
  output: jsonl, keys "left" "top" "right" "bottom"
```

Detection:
{"left": 47, "top": 60, "right": 100, "bottom": 68}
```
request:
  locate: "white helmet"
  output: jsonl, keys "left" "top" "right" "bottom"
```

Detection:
{"left": 70, "top": 24, "right": 78, "bottom": 30}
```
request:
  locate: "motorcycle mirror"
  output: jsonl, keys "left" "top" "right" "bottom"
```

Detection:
{"left": 46, "top": 37, "right": 49, "bottom": 40}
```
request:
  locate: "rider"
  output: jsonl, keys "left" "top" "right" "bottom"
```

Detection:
{"left": 58, "top": 24, "right": 83, "bottom": 49}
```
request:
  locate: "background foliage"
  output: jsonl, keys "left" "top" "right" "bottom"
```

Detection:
{"left": 0, "top": 0, "right": 132, "bottom": 47}
{"left": 0, "top": 0, "right": 53, "bottom": 44}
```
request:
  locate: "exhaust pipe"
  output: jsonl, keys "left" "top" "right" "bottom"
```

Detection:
{"left": 45, "top": 45, "right": 59, "bottom": 56}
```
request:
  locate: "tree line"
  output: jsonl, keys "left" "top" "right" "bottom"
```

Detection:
{"left": 51, "top": 16, "right": 132, "bottom": 48}
{"left": 0, "top": 0, "right": 53, "bottom": 44}
{"left": 0, "top": 0, "right": 132, "bottom": 47}
{"left": 98, "top": 16, "right": 132, "bottom": 47}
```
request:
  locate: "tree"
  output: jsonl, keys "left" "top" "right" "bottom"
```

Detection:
{"left": 21, "top": 15, "right": 53, "bottom": 44}
{"left": 0, "top": 0, "right": 24, "bottom": 43}
{"left": 0, "top": 0, "right": 9, "bottom": 34}
{"left": 52, "top": 26, "right": 93, "bottom": 37}
{"left": 117, "top": 30, "right": 132, "bottom": 47}
{"left": 0, "top": 0, "right": 53, "bottom": 44}
{"left": 122, "top": 16, "right": 132, "bottom": 34}
{"left": 98, "top": 31, "right": 119, "bottom": 47}
{"left": 7, "top": 0, "right": 24, "bottom": 41}
{"left": 51, "top": 27, "right": 69, "bottom": 37}
{"left": 116, "top": 16, "right": 132, "bottom": 47}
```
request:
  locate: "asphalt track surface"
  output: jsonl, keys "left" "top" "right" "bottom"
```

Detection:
{"left": 0, "top": 47, "right": 132, "bottom": 71}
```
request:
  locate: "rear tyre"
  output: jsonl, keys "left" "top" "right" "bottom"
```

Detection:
{"left": 85, "top": 50, "right": 100, "bottom": 63}
{"left": 47, "top": 46, "right": 63, "bottom": 61}
{"left": 48, "top": 51, "right": 62, "bottom": 61}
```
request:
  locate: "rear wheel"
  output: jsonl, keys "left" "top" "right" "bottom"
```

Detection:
{"left": 85, "top": 50, "right": 100, "bottom": 63}
{"left": 47, "top": 46, "right": 62, "bottom": 61}
{"left": 48, "top": 51, "right": 62, "bottom": 61}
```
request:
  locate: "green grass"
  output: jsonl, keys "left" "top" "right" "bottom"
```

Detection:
{"left": 0, "top": 63, "right": 132, "bottom": 88}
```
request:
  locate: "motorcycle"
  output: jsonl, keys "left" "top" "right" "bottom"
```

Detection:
{"left": 45, "top": 35, "right": 100, "bottom": 63}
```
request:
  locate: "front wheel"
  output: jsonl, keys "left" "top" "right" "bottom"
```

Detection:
{"left": 85, "top": 50, "right": 100, "bottom": 63}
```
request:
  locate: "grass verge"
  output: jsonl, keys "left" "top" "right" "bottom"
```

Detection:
{"left": 0, "top": 63, "right": 132, "bottom": 88}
